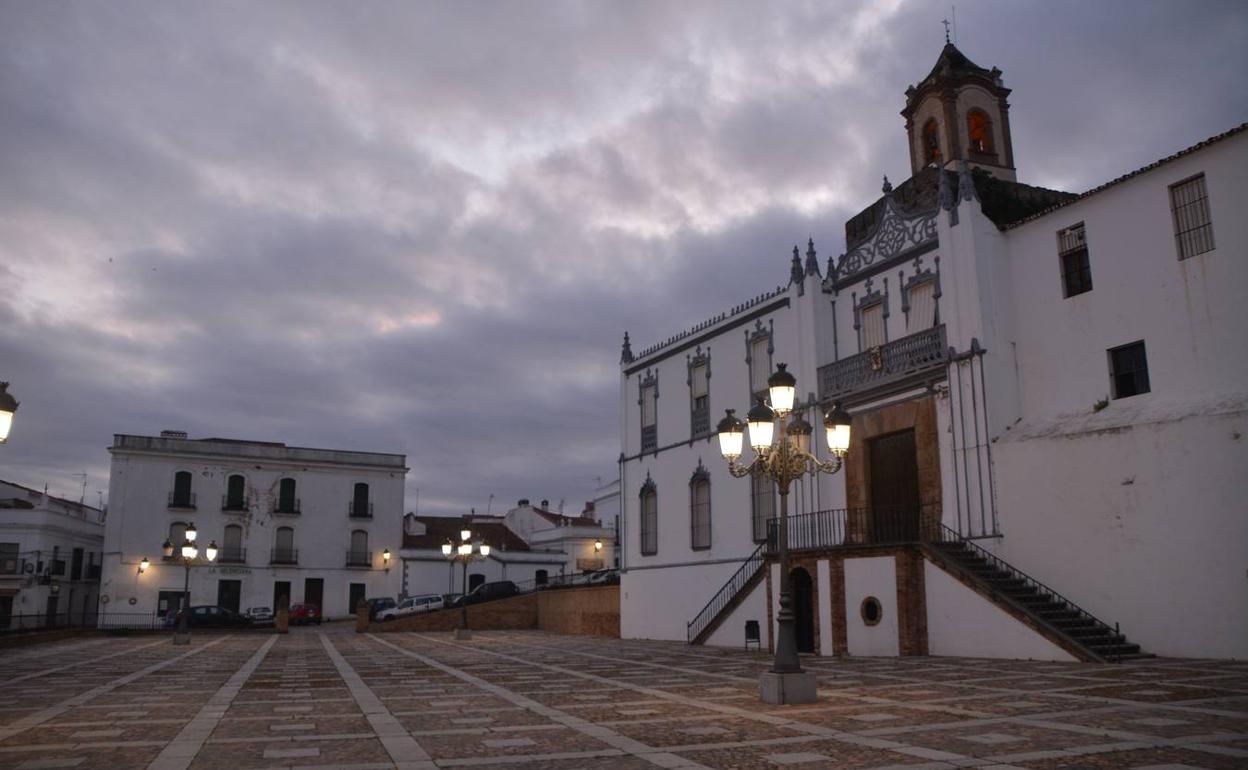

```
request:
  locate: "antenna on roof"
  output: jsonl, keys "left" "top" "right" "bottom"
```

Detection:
{"left": 952, "top": 5, "right": 958, "bottom": 45}
{"left": 486, "top": 493, "right": 494, "bottom": 516}
{"left": 75, "top": 472, "right": 87, "bottom": 506}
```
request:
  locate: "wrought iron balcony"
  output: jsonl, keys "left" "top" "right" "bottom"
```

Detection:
{"left": 818, "top": 324, "right": 947, "bottom": 402}
{"left": 270, "top": 548, "right": 298, "bottom": 565}
{"left": 167, "top": 491, "right": 196, "bottom": 510}
{"left": 345, "top": 550, "right": 372, "bottom": 567}
{"left": 272, "top": 498, "right": 301, "bottom": 515}
{"left": 220, "top": 494, "right": 247, "bottom": 512}
{"left": 218, "top": 547, "right": 247, "bottom": 564}
{"left": 348, "top": 501, "right": 374, "bottom": 519}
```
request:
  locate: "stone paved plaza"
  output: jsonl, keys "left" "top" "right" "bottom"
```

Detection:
{"left": 1, "top": 628, "right": 1247, "bottom": 770}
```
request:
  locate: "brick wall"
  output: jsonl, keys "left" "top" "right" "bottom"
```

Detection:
{"left": 366, "top": 585, "right": 620, "bottom": 637}
{"left": 895, "top": 549, "right": 929, "bottom": 655}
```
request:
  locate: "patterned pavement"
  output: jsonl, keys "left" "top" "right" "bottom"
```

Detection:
{"left": 1, "top": 628, "right": 1246, "bottom": 769}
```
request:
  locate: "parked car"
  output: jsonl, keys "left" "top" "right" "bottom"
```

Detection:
{"left": 587, "top": 570, "right": 618, "bottom": 586}
{"left": 245, "top": 606, "right": 275, "bottom": 626}
{"left": 450, "top": 581, "right": 519, "bottom": 607}
{"left": 365, "top": 597, "right": 396, "bottom": 621}
{"left": 377, "top": 594, "right": 444, "bottom": 621}
{"left": 288, "top": 603, "right": 322, "bottom": 626}
{"left": 172, "top": 605, "right": 253, "bottom": 629}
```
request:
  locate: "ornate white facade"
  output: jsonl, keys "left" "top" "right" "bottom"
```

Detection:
{"left": 618, "top": 44, "right": 1248, "bottom": 660}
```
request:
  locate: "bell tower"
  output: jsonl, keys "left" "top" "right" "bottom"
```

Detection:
{"left": 901, "top": 43, "right": 1016, "bottom": 181}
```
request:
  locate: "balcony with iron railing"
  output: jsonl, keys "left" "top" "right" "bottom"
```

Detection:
{"left": 691, "top": 404, "right": 710, "bottom": 440}
{"left": 221, "top": 494, "right": 248, "bottom": 513}
{"left": 270, "top": 548, "right": 298, "bottom": 565}
{"left": 641, "top": 425, "right": 657, "bottom": 453}
{"left": 218, "top": 547, "right": 247, "bottom": 564}
{"left": 348, "top": 501, "right": 374, "bottom": 519}
{"left": 818, "top": 324, "right": 947, "bottom": 402}
{"left": 167, "top": 491, "right": 197, "bottom": 510}
{"left": 272, "top": 498, "right": 301, "bottom": 515}
{"left": 345, "top": 550, "right": 372, "bottom": 567}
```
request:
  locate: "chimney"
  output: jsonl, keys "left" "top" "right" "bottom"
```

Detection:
{"left": 160, "top": 430, "right": 188, "bottom": 439}
{"left": 541, "top": 499, "right": 549, "bottom": 510}
{"left": 518, "top": 498, "right": 529, "bottom": 507}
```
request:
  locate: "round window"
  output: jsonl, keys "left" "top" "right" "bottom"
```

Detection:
{"left": 860, "top": 596, "right": 882, "bottom": 626}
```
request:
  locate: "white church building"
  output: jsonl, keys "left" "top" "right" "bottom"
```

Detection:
{"left": 617, "top": 43, "right": 1247, "bottom": 661}
{"left": 100, "top": 431, "right": 406, "bottom": 621}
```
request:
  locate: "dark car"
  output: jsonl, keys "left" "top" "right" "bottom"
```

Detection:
{"left": 365, "top": 597, "right": 396, "bottom": 621}
{"left": 289, "top": 603, "right": 322, "bottom": 625}
{"left": 173, "top": 605, "right": 252, "bottom": 629}
{"left": 450, "top": 580, "right": 519, "bottom": 607}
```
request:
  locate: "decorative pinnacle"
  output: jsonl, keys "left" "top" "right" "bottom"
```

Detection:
{"left": 882, "top": 175, "right": 893, "bottom": 194}
{"left": 804, "top": 237, "right": 820, "bottom": 277}
{"left": 789, "top": 245, "right": 803, "bottom": 285}
{"left": 620, "top": 331, "right": 634, "bottom": 364}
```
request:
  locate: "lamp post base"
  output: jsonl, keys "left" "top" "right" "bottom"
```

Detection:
{"left": 454, "top": 628, "right": 473, "bottom": 640}
{"left": 172, "top": 632, "right": 190, "bottom": 646}
{"left": 759, "top": 671, "right": 817, "bottom": 705}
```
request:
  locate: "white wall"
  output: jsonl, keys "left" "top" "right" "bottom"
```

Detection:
{"left": 843, "top": 556, "right": 899, "bottom": 657}
{"left": 621, "top": 559, "right": 745, "bottom": 642}
{"left": 704, "top": 576, "right": 768, "bottom": 650}
{"left": 925, "top": 560, "right": 1076, "bottom": 661}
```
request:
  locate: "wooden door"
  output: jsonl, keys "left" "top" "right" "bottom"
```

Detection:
{"left": 791, "top": 567, "right": 815, "bottom": 653}
{"left": 868, "top": 429, "right": 921, "bottom": 542}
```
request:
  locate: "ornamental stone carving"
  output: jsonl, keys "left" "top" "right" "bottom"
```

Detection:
{"left": 832, "top": 197, "right": 938, "bottom": 285}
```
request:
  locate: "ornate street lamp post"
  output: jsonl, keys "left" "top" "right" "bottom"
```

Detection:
{"left": 0, "top": 382, "right": 19, "bottom": 444}
{"left": 442, "top": 527, "right": 490, "bottom": 640}
{"left": 161, "top": 522, "right": 218, "bottom": 645}
{"left": 716, "top": 363, "right": 851, "bottom": 705}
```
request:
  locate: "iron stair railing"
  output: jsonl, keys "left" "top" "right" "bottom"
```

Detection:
{"left": 686, "top": 540, "right": 768, "bottom": 644}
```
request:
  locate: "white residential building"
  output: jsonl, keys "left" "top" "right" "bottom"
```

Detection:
{"left": 0, "top": 480, "right": 105, "bottom": 629}
{"left": 399, "top": 499, "right": 616, "bottom": 599}
{"left": 618, "top": 43, "right": 1247, "bottom": 660}
{"left": 100, "top": 431, "right": 406, "bottom": 621}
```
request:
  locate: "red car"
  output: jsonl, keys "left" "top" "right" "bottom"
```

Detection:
{"left": 288, "top": 603, "right": 322, "bottom": 625}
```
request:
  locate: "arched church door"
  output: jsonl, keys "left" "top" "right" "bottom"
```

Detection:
{"left": 791, "top": 567, "right": 815, "bottom": 654}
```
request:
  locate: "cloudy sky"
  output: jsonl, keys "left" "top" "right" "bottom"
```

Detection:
{"left": 2, "top": 0, "right": 1245, "bottom": 516}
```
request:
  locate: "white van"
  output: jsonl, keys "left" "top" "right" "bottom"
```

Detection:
{"left": 377, "top": 594, "right": 444, "bottom": 621}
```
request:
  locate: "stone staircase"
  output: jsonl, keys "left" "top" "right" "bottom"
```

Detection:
{"left": 686, "top": 542, "right": 767, "bottom": 645}
{"left": 924, "top": 535, "right": 1152, "bottom": 662}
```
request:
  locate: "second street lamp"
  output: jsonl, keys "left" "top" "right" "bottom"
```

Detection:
{"left": 0, "top": 382, "right": 18, "bottom": 444}
{"left": 444, "top": 528, "right": 490, "bottom": 640}
{"left": 165, "top": 522, "right": 219, "bottom": 645}
{"left": 716, "top": 363, "right": 852, "bottom": 705}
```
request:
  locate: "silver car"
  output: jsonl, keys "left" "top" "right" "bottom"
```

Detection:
{"left": 377, "top": 594, "right": 444, "bottom": 621}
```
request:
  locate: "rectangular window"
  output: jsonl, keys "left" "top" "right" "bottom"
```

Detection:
{"left": 690, "top": 363, "right": 709, "bottom": 439}
{"left": 749, "top": 337, "right": 770, "bottom": 395}
{"left": 0, "top": 543, "right": 18, "bottom": 575}
{"left": 906, "top": 280, "right": 937, "bottom": 331}
{"left": 70, "top": 548, "right": 83, "bottom": 581}
{"left": 1058, "top": 222, "right": 1092, "bottom": 297}
{"left": 640, "top": 492, "right": 658, "bottom": 556}
{"left": 1170, "top": 174, "right": 1215, "bottom": 260}
{"left": 751, "top": 475, "right": 774, "bottom": 543}
{"left": 1109, "top": 341, "right": 1150, "bottom": 399}
{"left": 861, "top": 303, "right": 886, "bottom": 349}
{"left": 640, "top": 383, "right": 657, "bottom": 452}
{"left": 690, "top": 481, "right": 711, "bottom": 550}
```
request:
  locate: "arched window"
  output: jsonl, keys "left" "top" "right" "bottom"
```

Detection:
{"left": 171, "top": 471, "right": 194, "bottom": 508}
{"left": 640, "top": 476, "right": 658, "bottom": 556}
{"left": 224, "top": 474, "right": 246, "bottom": 510}
{"left": 273, "top": 526, "right": 296, "bottom": 564}
{"left": 922, "top": 119, "right": 941, "bottom": 165}
{"left": 535, "top": 569, "right": 548, "bottom": 586}
{"left": 222, "top": 524, "right": 243, "bottom": 562}
{"left": 690, "top": 463, "right": 711, "bottom": 550}
{"left": 168, "top": 521, "right": 187, "bottom": 548}
{"left": 277, "top": 477, "right": 298, "bottom": 513}
{"left": 751, "top": 475, "right": 774, "bottom": 543}
{"left": 348, "top": 529, "right": 369, "bottom": 566}
{"left": 351, "top": 483, "right": 371, "bottom": 518}
{"left": 967, "top": 109, "right": 994, "bottom": 155}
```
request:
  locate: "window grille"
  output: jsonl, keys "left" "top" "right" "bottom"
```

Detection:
{"left": 749, "top": 337, "right": 770, "bottom": 395}
{"left": 690, "top": 477, "right": 711, "bottom": 550}
{"left": 1169, "top": 174, "right": 1215, "bottom": 260}
{"left": 1058, "top": 222, "right": 1092, "bottom": 298}
{"left": 906, "top": 281, "right": 937, "bottom": 331}
{"left": 640, "top": 486, "right": 658, "bottom": 556}
{"left": 690, "top": 363, "right": 709, "bottom": 439}
{"left": 640, "top": 382, "right": 657, "bottom": 452}
{"left": 751, "top": 475, "right": 773, "bottom": 543}
{"left": 1109, "top": 341, "right": 1150, "bottom": 399}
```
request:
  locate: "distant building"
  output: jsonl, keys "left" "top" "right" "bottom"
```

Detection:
{"left": 101, "top": 432, "right": 406, "bottom": 621}
{"left": 0, "top": 479, "right": 104, "bottom": 629}
{"left": 582, "top": 478, "right": 621, "bottom": 569}
{"left": 618, "top": 43, "right": 1247, "bottom": 660}
{"left": 399, "top": 498, "right": 616, "bottom": 599}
